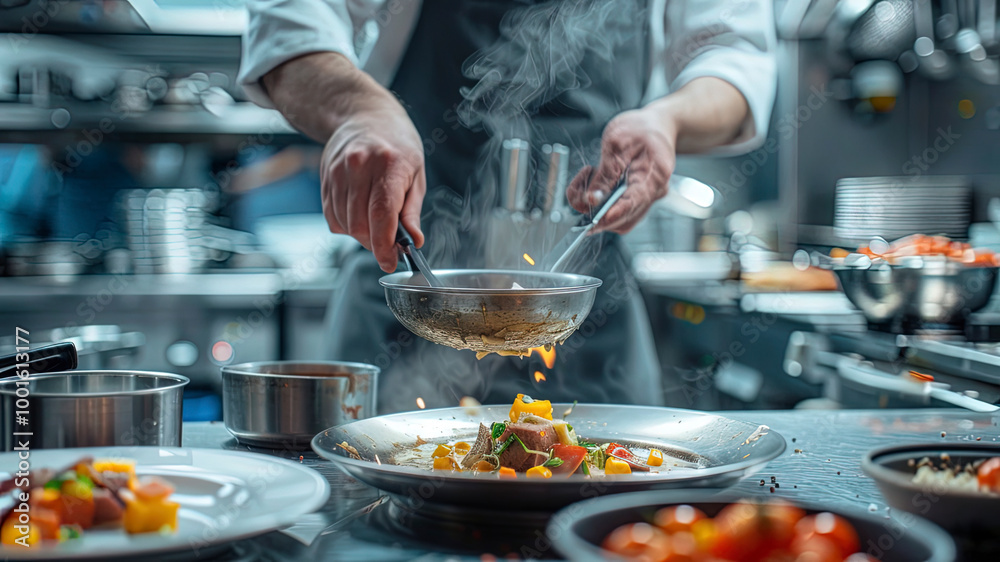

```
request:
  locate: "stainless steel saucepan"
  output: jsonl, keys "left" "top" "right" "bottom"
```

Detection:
{"left": 221, "top": 361, "right": 378, "bottom": 449}
{"left": 0, "top": 368, "right": 188, "bottom": 451}
{"left": 380, "top": 270, "right": 602, "bottom": 355}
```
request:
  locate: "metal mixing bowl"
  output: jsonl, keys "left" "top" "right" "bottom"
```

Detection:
{"left": 834, "top": 258, "right": 998, "bottom": 326}
{"left": 379, "top": 269, "right": 602, "bottom": 354}
{"left": 0, "top": 370, "right": 188, "bottom": 450}
{"left": 221, "top": 361, "right": 378, "bottom": 449}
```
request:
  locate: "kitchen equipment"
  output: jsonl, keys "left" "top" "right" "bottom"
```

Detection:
{"left": 379, "top": 270, "right": 601, "bottom": 354}
{"left": 845, "top": 0, "right": 918, "bottom": 62}
{"left": 913, "top": 0, "right": 956, "bottom": 79}
{"left": 833, "top": 176, "right": 971, "bottom": 242}
{"left": 540, "top": 177, "right": 628, "bottom": 273}
{"left": 313, "top": 404, "right": 785, "bottom": 511}
{"left": 0, "top": 341, "right": 78, "bottom": 377}
{"left": 395, "top": 223, "right": 443, "bottom": 287}
{"left": 0, "top": 446, "right": 330, "bottom": 560}
{"left": 0, "top": 326, "right": 144, "bottom": 371}
{"left": 862, "top": 443, "right": 1000, "bottom": 543}
{"left": 221, "top": 360, "right": 378, "bottom": 449}
{"left": 832, "top": 259, "right": 997, "bottom": 329}
{"left": 547, "top": 489, "right": 956, "bottom": 562}
{"left": 0, "top": 370, "right": 188, "bottom": 450}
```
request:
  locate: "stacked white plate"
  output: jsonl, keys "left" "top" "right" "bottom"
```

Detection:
{"left": 834, "top": 176, "right": 971, "bottom": 242}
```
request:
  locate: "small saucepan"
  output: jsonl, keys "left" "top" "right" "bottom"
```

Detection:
{"left": 221, "top": 361, "right": 378, "bottom": 450}
{"left": 0, "top": 342, "right": 189, "bottom": 450}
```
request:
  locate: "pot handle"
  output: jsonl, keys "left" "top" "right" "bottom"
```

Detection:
{"left": 0, "top": 342, "right": 78, "bottom": 378}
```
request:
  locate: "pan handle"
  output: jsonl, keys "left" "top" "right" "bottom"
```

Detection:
{"left": 0, "top": 341, "right": 78, "bottom": 379}
{"left": 394, "top": 224, "right": 443, "bottom": 287}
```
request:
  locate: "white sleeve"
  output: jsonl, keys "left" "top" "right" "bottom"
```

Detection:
{"left": 237, "top": 0, "right": 384, "bottom": 108}
{"left": 651, "top": 0, "right": 777, "bottom": 155}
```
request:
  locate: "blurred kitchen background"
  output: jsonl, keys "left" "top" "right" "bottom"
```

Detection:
{"left": 2, "top": 0, "right": 1000, "bottom": 420}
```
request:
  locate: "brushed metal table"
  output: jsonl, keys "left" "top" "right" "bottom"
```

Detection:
{"left": 181, "top": 409, "right": 1000, "bottom": 561}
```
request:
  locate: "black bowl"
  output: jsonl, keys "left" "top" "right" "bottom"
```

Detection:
{"left": 547, "top": 490, "right": 955, "bottom": 562}
{"left": 862, "top": 443, "right": 1000, "bottom": 535}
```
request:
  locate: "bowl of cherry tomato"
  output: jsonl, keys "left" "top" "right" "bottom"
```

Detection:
{"left": 862, "top": 443, "right": 1000, "bottom": 557}
{"left": 547, "top": 490, "right": 954, "bottom": 562}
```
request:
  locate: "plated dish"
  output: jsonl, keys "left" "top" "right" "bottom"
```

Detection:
{"left": 862, "top": 443, "right": 1000, "bottom": 535}
{"left": 405, "top": 395, "right": 699, "bottom": 478}
{"left": 314, "top": 403, "right": 785, "bottom": 511}
{"left": 0, "top": 447, "right": 329, "bottom": 560}
{"left": 2, "top": 457, "right": 179, "bottom": 547}
{"left": 548, "top": 490, "right": 955, "bottom": 562}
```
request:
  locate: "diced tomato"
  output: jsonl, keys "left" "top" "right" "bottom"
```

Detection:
{"left": 654, "top": 504, "right": 707, "bottom": 534}
{"left": 794, "top": 513, "right": 860, "bottom": 558}
{"left": 711, "top": 501, "right": 805, "bottom": 561}
{"left": 547, "top": 444, "right": 587, "bottom": 476}
{"left": 978, "top": 457, "right": 1000, "bottom": 492}
{"left": 790, "top": 533, "right": 842, "bottom": 562}
{"left": 605, "top": 443, "right": 650, "bottom": 472}
{"left": 601, "top": 522, "right": 670, "bottom": 560}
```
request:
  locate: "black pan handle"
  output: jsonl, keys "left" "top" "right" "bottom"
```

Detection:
{"left": 395, "top": 224, "right": 420, "bottom": 274}
{"left": 0, "top": 342, "right": 78, "bottom": 378}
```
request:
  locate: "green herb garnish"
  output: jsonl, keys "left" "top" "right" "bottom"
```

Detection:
{"left": 542, "top": 457, "right": 565, "bottom": 468}
{"left": 44, "top": 479, "right": 63, "bottom": 491}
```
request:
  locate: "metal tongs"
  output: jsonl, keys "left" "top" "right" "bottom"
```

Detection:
{"left": 539, "top": 174, "right": 628, "bottom": 273}
{"left": 395, "top": 224, "right": 443, "bottom": 287}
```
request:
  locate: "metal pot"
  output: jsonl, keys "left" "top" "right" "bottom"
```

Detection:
{"left": 0, "top": 370, "right": 188, "bottom": 450}
{"left": 221, "top": 361, "right": 378, "bottom": 450}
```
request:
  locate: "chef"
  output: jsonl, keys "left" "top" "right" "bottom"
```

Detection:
{"left": 239, "top": 0, "right": 776, "bottom": 413}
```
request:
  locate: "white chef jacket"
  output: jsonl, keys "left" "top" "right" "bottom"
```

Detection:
{"left": 239, "top": 0, "right": 777, "bottom": 155}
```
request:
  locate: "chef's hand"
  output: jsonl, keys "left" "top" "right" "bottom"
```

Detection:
{"left": 566, "top": 108, "right": 677, "bottom": 234}
{"left": 321, "top": 108, "right": 426, "bottom": 273}
{"left": 261, "top": 52, "right": 427, "bottom": 273}
{"left": 566, "top": 77, "right": 751, "bottom": 234}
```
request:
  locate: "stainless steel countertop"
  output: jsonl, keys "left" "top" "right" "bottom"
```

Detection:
{"left": 182, "top": 409, "right": 1000, "bottom": 561}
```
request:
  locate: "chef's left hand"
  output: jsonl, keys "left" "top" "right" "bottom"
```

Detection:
{"left": 566, "top": 108, "right": 677, "bottom": 234}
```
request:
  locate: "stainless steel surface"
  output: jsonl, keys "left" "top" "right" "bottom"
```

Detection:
{"left": 379, "top": 269, "right": 601, "bottom": 353}
{"left": 0, "top": 370, "right": 188, "bottom": 450}
{"left": 845, "top": 0, "right": 917, "bottom": 62}
{"left": 313, "top": 404, "right": 786, "bottom": 511}
{"left": 499, "top": 138, "right": 531, "bottom": 212}
{"left": 542, "top": 143, "right": 570, "bottom": 212}
{"left": 221, "top": 361, "right": 378, "bottom": 449}
{"left": 541, "top": 179, "right": 627, "bottom": 273}
{"left": 833, "top": 261, "right": 997, "bottom": 326}
{"left": 178, "top": 409, "right": 1000, "bottom": 560}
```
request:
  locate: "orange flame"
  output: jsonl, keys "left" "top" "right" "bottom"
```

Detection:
{"left": 528, "top": 345, "right": 556, "bottom": 369}
{"left": 534, "top": 371, "right": 546, "bottom": 383}
{"left": 416, "top": 397, "right": 426, "bottom": 409}
{"left": 523, "top": 253, "right": 535, "bottom": 266}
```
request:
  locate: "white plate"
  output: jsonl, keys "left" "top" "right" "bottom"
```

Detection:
{"left": 0, "top": 447, "right": 330, "bottom": 560}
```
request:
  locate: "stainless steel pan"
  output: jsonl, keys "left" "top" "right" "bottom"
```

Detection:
{"left": 380, "top": 270, "right": 601, "bottom": 355}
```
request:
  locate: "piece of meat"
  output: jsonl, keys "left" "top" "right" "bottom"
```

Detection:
{"left": 498, "top": 420, "right": 557, "bottom": 472}
{"left": 460, "top": 423, "right": 494, "bottom": 469}
{"left": 92, "top": 487, "right": 124, "bottom": 525}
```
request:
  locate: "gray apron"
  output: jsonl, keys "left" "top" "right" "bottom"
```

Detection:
{"left": 324, "top": 0, "right": 663, "bottom": 413}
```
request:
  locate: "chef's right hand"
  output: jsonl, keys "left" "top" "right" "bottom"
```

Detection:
{"left": 320, "top": 107, "right": 427, "bottom": 273}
